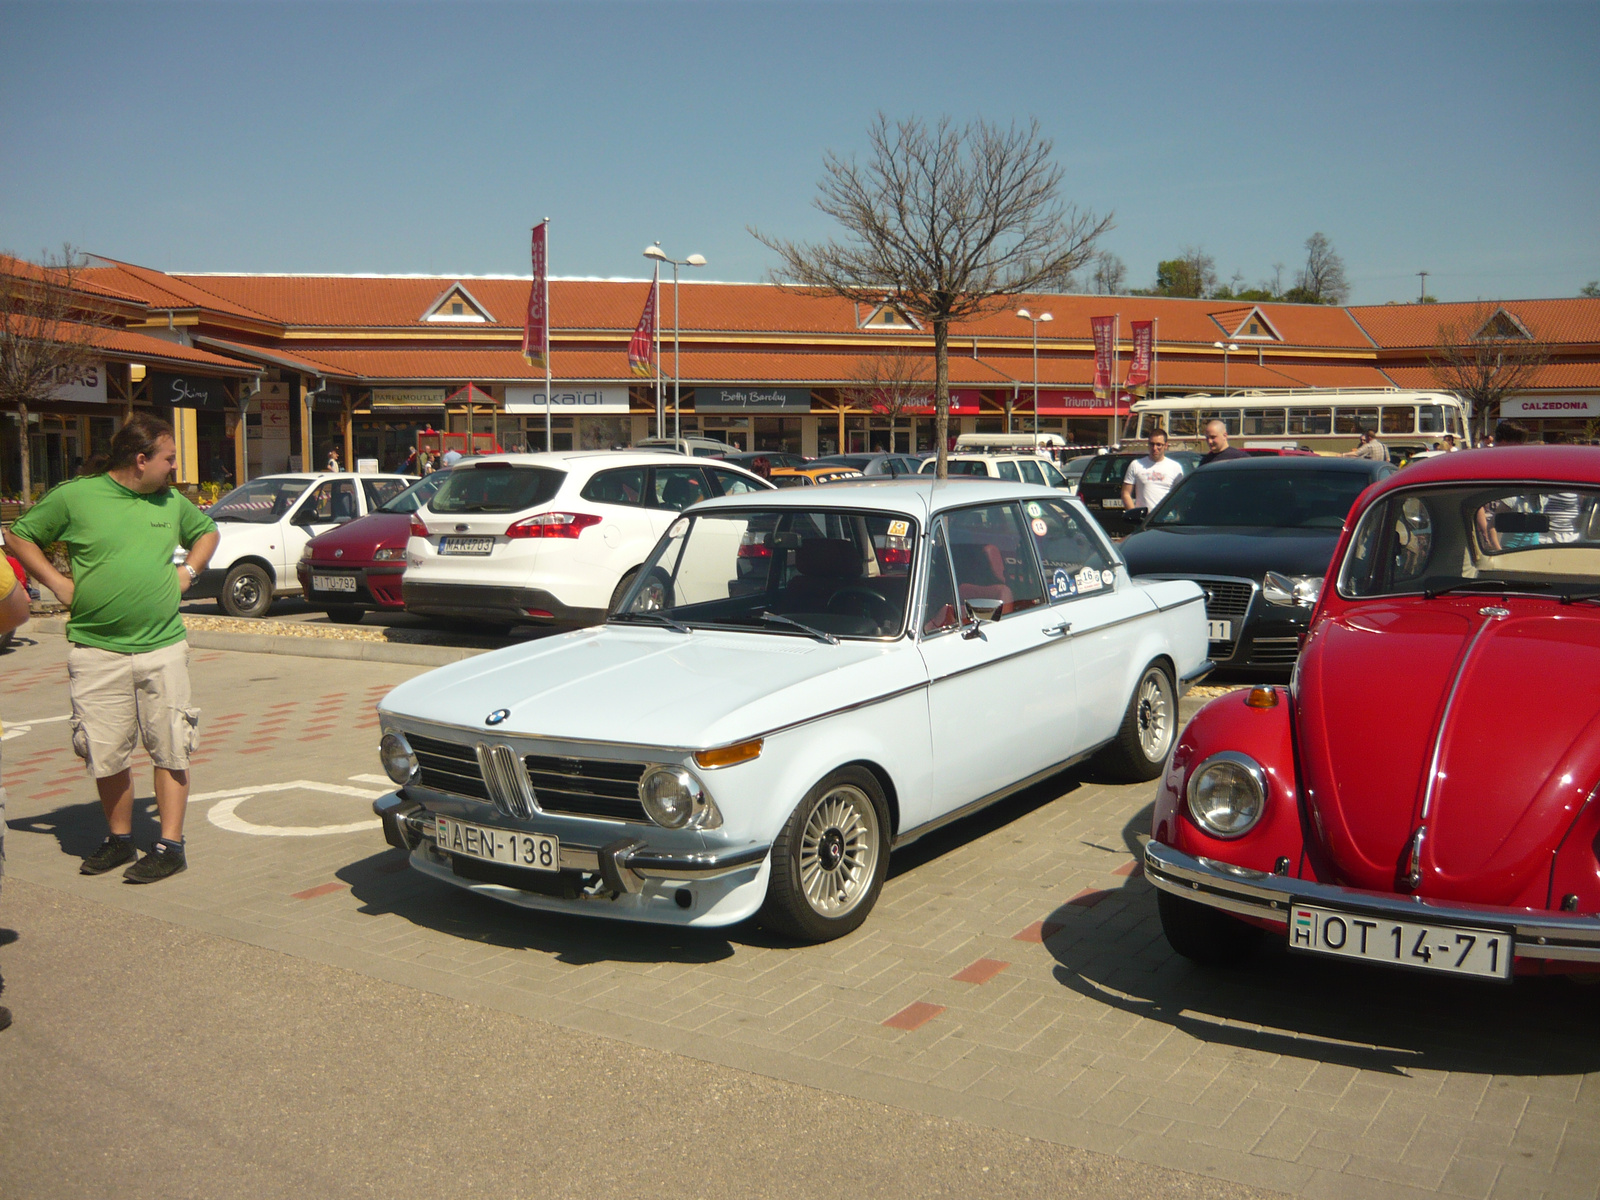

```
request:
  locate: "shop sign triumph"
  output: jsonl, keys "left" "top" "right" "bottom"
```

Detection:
{"left": 151, "top": 371, "right": 230, "bottom": 410}
{"left": 696, "top": 387, "right": 811, "bottom": 413}
{"left": 504, "top": 385, "right": 630, "bottom": 413}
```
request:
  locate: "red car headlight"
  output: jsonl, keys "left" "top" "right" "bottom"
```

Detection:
{"left": 1186, "top": 752, "right": 1267, "bottom": 838}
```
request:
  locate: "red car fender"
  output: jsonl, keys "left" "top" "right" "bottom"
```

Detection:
{"left": 1549, "top": 786, "right": 1600, "bottom": 916}
{"left": 1154, "top": 688, "right": 1306, "bottom": 878}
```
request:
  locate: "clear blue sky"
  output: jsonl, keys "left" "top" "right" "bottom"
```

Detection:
{"left": 3, "top": 0, "right": 1596, "bottom": 304}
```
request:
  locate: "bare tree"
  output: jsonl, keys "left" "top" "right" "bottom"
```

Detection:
{"left": 1288, "top": 232, "right": 1349, "bottom": 304}
{"left": 839, "top": 347, "right": 933, "bottom": 425}
{"left": 1, "top": 246, "right": 104, "bottom": 500}
{"left": 1428, "top": 309, "right": 1548, "bottom": 441}
{"left": 1090, "top": 251, "right": 1127, "bottom": 295}
{"left": 752, "top": 114, "right": 1111, "bottom": 475}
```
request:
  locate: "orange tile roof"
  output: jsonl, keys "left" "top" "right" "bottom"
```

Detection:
{"left": 1350, "top": 298, "right": 1600, "bottom": 349}
{"left": 1383, "top": 361, "right": 1600, "bottom": 390}
{"left": 81, "top": 260, "right": 279, "bottom": 324}
{"left": 1, "top": 315, "right": 260, "bottom": 375}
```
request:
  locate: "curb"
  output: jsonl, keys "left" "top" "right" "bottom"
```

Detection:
{"left": 26, "top": 617, "right": 484, "bottom": 668}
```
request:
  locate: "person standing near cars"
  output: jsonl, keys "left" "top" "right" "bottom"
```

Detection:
{"left": 1343, "top": 428, "right": 1389, "bottom": 462}
{"left": 0, "top": 552, "right": 32, "bottom": 1031}
{"left": 1121, "top": 430, "right": 1186, "bottom": 513}
{"left": 3, "top": 414, "right": 219, "bottom": 884}
{"left": 1198, "top": 419, "right": 1250, "bottom": 466}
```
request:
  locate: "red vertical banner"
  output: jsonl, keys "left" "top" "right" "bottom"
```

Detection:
{"left": 522, "top": 221, "right": 549, "bottom": 369}
{"left": 628, "top": 273, "right": 658, "bottom": 377}
{"left": 1090, "top": 315, "right": 1115, "bottom": 402}
{"left": 1125, "top": 320, "right": 1154, "bottom": 397}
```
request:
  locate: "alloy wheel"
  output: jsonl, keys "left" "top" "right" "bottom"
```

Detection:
{"left": 798, "top": 785, "right": 880, "bottom": 917}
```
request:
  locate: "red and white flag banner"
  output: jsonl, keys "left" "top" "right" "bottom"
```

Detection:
{"left": 1090, "top": 316, "right": 1116, "bottom": 401}
{"left": 522, "top": 221, "right": 549, "bottom": 369}
{"left": 1125, "top": 320, "right": 1154, "bottom": 397}
{"left": 628, "top": 275, "right": 658, "bottom": 377}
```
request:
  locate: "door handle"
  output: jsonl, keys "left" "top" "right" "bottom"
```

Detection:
{"left": 1042, "top": 621, "right": 1072, "bottom": 638}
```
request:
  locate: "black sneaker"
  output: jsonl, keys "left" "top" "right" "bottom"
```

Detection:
{"left": 123, "top": 840, "right": 187, "bottom": 884}
{"left": 0, "top": 1006, "right": 10, "bottom": 1032}
{"left": 80, "top": 836, "right": 137, "bottom": 875}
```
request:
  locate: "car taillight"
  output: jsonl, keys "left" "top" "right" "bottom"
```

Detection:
{"left": 409, "top": 517, "right": 429, "bottom": 539}
{"left": 738, "top": 532, "right": 772, "bottom": 558}
{"left": 505, "top": 512, "right": 602, "bottom": 539}
{"left": 880, "top": 546, "right": 911, "bottom": 566}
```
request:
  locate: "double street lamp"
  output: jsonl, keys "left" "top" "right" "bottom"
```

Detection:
{"left": 1213, "top": 340, "right": 1239, "bottom": 398}
{"left": 1016, "top": 308, "right": 1053, "bottom": 437}
{"left": 643, "top": 244, "right": 706, "bottom": 443}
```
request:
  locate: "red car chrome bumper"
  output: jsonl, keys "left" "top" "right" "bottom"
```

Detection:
{"left": 1144, "top": 840, "right": 1600, "bottom": 965}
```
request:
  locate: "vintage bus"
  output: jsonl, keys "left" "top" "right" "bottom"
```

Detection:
{"left": 1125, "top": 388, "right": 1469, "bottom": 455}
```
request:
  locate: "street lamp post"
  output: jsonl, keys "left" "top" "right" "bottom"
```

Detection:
{"left": 643, "top": 244, "right": 706, "bottom": 444}
{"left": 1016, "top": 308, "right": 1053, "bottom": 439}
{"left": 1212, "top": 340, "right": 1239, "bottom": 397}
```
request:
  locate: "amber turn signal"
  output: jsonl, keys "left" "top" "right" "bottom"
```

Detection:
{"left": 1245, "top": 687, "right": 1279, "bottom": 709}
{"left": 694, "top": 739, "right": 764, "bottom": 769}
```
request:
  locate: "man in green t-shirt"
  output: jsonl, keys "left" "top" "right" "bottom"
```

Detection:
{"left": 0, "top": 552, "right": 31, "bottom": 1032}
{"left": 6, "top": 413, "right": 218, "bottom": 883}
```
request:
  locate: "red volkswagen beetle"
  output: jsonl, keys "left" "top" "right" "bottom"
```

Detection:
{"left": 1145, "top": 447, "right": 1600, "bottom": 980}
{"left": 296, "top": 473, "right": 443, "bottom": 622}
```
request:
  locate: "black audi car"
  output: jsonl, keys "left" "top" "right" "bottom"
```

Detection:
{"left": 1119, "top": 457, "right": 1394, "bottom": 676}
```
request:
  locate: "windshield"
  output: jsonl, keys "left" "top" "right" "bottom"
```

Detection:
{"left": 429, "top": 464, "right": 565, "bottom": 514}
{"left": 1340, "top": 484, "right": 1600, "bottom": 599}
{"left": 381, "top": 472, "right": 448, "bottom": 514}
{"left": 1150, "top": 469, "right": 1369, "bottom": 529}
{"left": 613, "top": 508, "right": 918, "bottom": 639}
{"left": 207, "top": 477, "right": 311, "bottom": 524}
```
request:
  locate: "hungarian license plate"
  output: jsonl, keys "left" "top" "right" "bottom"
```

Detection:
{"left": 435, "top": 815, "right": 559, "bottom": 872}
{"left": 438, "top": 536, "right": 494, "bottom": 556}
{"left": 1101, "top": 498, "right": 1124, "bottom": 509}
{"left": 1288, "top": 902, "right": 1512, "bottom": 981}
{"left": 311, "top": 573, "right": 357, "bottom": 592}
{"left": 1207, "top": 620, "right": 1232, "bottom": 640}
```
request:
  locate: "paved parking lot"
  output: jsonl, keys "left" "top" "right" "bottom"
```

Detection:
{"left": 2, "top": 627, "right": 1596, "bottom": 1199}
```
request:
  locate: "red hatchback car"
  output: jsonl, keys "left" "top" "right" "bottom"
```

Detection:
{"left": 297, "top": 473, "right": 444, "bottom": 621}
{"left": 1145, "top": 447, "right": 1600, "bottom": 981}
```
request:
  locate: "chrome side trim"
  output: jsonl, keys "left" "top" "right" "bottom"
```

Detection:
{"left": 741, "top": 680, "right": 930, "bottom": 742}
{"left": 1419, "top": 614, "right": 1500, "bottom": 820}
{"left": 1144, "top": 840, "right": 1600, "bottom": 964}
{"left": 1154, "top": 593, "right": 1206, "bottom": 614}
{"left": 616, "top": 842, "right": 770, "bottom": 882}
{"left": 893, "top": 742, "right": 1109, "bottom": 849}
{"left": 1179, "top": 659, "right": 1216, "bottom": 693}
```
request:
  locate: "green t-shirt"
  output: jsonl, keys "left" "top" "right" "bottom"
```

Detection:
{"left": 11, "top": 474, "right": 217, "bottom": 654}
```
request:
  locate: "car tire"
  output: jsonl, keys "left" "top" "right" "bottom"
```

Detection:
{"left": 614, "top": 566, "right": 672, "bottom": 614}
{"left": 1094, "top": 661, "right": 1177, "bottom": 782}
{"left": 219, "top": 563, "right": 273, "bottom": 619}
{"left": 759, "top": 766, "right": 890, "bottom": 943}
{"left": 607, "top": 568, "right": 640, "bottom": 616}
{"left": 323, "top": 604, "right": 364, "bottom": 624}
{"left": 1156, "top": 889, "right": 1261, "bottom": 966}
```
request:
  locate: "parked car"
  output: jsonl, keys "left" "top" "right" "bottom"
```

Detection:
{"left": 402, "top": 451, "right": 773, "bottom": 631}
{"left": 1, "top": 553, "right": 29, "bottom": 652}
{"left": 810, "top": 453, "right": 923, "bottom": 478}
{"left": 714, "top": 451, "right": 810, "bottom": 471}
{"left": 769, "top": 465, "right": 866, "bottom": 488}
{"left": 633, "top": 435, "right": 738, "bottom": 458}
{"left": 1120, "top": 457, "right": 1394, "bottom": 675}
{"left": 1144, "top": 446, "right": 1600, "bottom": 980}
{"left": 190, "top": 472, "right": 412, "bottom": 617}
{"left": 918, "top": 453, "right": 1072, "bottom": 489}
{"left": 373, "top": 477, "right": 1209, "bottom": 941}
{"left": 296, "top": 472, "right": 450, "bottom": 622}
{"left": 1075, "top": 450, "right": 1203, "bottom": 537}
{"left": 1060, "top": 454, "right": 1097, "bottom": 494}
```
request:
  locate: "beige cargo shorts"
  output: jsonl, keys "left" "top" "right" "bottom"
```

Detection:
{"left": 66, "top": 641, "right": 200, "bottom": 778}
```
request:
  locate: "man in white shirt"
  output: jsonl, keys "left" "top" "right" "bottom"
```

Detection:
{"left": 1121, "top": 430, "right": 1186, "bottom": 512}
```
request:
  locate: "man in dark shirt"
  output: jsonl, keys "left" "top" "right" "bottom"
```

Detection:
{"left": 1199, "top": 420, "right": 1250, "bottom": 466}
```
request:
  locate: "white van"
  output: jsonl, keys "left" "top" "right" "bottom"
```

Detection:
{"left": 632, "top": 435, "right": 738, "bottom": 458}
{"left": 953, "top": 432, "right": 1066, "bottom": 455}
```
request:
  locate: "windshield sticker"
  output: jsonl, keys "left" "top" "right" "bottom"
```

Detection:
{"left": 887, "top": 520, "right": 909, "bottom": 537}
{"left": 1075, "top": 566, "right": 1104, "bottom": 593}
{"left": 1031, "top": 517, "right": 1049, "bottom": 537}
{"left": 1049, "top": 568, "right": 1076, "bottom": 599}
{"left": 1101, "top": 569, "right": 1115, "bottom": 586}
{"left": 668, "top": 518, "right": 690, "bottom": 538}
{"left": 1026, "top": 502, "right": 1043, "bottom": 518}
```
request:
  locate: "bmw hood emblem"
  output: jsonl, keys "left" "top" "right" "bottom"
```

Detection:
{"left": 486, "top": 708, "right": 510, "bottom": 726}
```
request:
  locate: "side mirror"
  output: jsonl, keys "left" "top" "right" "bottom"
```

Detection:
{"left": 1129, "top": 507, "right": 1149, "bottom": 522}
{"left": 961, "top": 597, "right": 1003, "bottom": 638}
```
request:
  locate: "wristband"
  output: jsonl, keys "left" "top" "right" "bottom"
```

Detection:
{"left": 181, "top": 564, "right": 198, "bottom": 581}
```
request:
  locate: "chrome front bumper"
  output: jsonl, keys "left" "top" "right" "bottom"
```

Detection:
{"left": 1144, "top": 840, "right": 1600, "bottom": 964}
{"left": 374, "top": 793, "right": 769, "bottom": 895}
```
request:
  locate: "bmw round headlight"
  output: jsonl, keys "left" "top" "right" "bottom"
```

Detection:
{"left": 639, "top": 766, "right": 704, "bottom": 829}
{"left": 379, "top": 731, "right": 419, "bottom": 787}
{"left": 1186, "top": 752, "right": 1267, "bottom": 838}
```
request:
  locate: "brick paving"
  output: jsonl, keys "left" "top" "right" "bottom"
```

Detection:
{"left": 2, "top": 629, "right": 1597, "bottom": 1199}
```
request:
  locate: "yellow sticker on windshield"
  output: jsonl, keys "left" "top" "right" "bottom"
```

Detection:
{"left": 887, "top": 520, "right": 909, "bottom": 537}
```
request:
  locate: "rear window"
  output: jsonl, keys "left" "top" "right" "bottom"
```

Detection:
{"left": 1081, "top": 456, "right": 1135, "bottom": 487}
{"left": 429, "top": 464, "right": 565, "bottom": 514}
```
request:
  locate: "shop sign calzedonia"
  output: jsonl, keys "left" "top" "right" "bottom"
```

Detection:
{"left": 151, "top": 372, "right": 230, "bottom": 410}
{"left": 504, "top": 385, "right": 630, "bottom": 413}
{"left": 697, "top": 387, "right": 811, "bottom": 414}
{"left": 1502, "top": 395, "right": 1600, "bottom": 419}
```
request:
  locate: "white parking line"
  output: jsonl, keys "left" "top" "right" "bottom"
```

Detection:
{"left": 198, "top": 779, "right": 387, "bottom": 837}
{"left": 0, "top": 713, "right": 72, "bottom": 742}
{"left": 347, "top": 773, "right": 395, "bottom": 786}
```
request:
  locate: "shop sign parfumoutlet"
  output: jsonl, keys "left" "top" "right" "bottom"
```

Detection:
{"left": 151, "top": 371, "right": 230, "bottom": 410}
{"left": 696, "top": 387, "right": 810, "bottom": 414}
{"left": 1501, "top": 395, "right": 1600, "bottom": 418}
{"left": 504, "top": 385, "right": 629, "bottom": 414}
{"left": 371, "top": 387, "right": 447, "bottom": 414}
{"left": 49, "top": 361, "right": 107, "bottom": 404}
